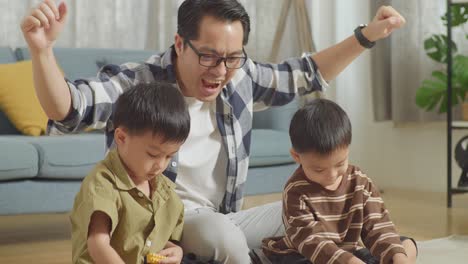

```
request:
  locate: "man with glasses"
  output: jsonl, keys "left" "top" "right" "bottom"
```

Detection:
{"left": 21, "top": 0, "right": 405, "bottom": 263}
{"left": 185, "top": 40, "right": 248, "bottom": 70}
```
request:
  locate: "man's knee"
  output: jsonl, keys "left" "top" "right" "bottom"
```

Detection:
{"left": 228, "top": 201, "right": 284, "bottom": 249}
{"left": 181, "top": 211, "right": 251, "bottom": 263}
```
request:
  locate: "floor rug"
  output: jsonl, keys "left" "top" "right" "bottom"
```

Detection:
{"left": 416, "top": 235, "right": 468, "bottom": 264}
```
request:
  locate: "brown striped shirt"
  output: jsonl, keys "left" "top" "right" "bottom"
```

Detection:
{"left": 262, "top": 165, "right": 406, "bottom": 264}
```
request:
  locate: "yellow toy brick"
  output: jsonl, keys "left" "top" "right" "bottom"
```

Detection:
{"left": 146, "top": 253, "right": 167, "bottom": 264}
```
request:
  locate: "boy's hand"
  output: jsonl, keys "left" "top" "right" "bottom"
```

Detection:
{"left": 157, "top": 244, "right": 183, "bottom": 264}
{"left": 347, "top": 256, "right": 366, "bottom": 264}
{"left": 392, "top": 253, "right": 411, "bottom": 264}
{"left": 20, "top": 0, "right": 68, "bottom": 53}
{"left": 363, "top": 6, "right": 406, "bottom": 42}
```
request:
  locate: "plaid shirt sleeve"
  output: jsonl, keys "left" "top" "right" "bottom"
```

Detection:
{"left": 246, "top": 53, "right": 328, "bottom": 111}
{"left": 47, "top": 62, "right": 145, "bottom": 135}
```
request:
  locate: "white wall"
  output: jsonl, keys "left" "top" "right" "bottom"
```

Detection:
{"left": 312, "top": 0, "right": 452, "bottom": 193}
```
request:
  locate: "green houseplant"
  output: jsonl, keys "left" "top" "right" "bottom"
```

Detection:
{"left": 415, "top": 4, "right": 468, "bottom": 116}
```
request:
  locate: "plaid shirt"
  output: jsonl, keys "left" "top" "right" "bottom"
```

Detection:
{"left": 48, "top": 46, "right": 326, "bottom": 213}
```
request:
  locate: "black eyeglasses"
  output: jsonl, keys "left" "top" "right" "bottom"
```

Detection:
{"left": 185, "top": 40, "right": 247, "bottom": 69}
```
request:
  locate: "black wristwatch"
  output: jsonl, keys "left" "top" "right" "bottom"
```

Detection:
{"left": 354, "top": 24, "right": 375, "bottom": 49}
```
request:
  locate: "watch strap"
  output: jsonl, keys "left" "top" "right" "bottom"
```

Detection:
{"left": 354, "top": 24, "right": 375, "bottom": 49}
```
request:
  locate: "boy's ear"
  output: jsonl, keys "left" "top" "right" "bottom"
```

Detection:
{"left": 290, "top": 148, "right": 301, "bottom": 164}
{"left": 114, "top": 127, "right": 128, "bottom": 146}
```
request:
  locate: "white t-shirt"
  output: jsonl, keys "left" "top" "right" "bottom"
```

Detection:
{"left": 175, "top": 97, "right": 228, "bottom": 211}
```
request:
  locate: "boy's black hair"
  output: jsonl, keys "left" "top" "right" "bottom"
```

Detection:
{"left": 177, "top": 0, "right": 251, "bottom": 45}
{"left": 113, "top": 82, "right": 190, "bottom": 142}
{"left": 289, "top": 99, "right": 352, "bottom": 155}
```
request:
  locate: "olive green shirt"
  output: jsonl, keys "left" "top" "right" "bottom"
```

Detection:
{"left": 70, "top": 149, "right": 184, "bottom": 264}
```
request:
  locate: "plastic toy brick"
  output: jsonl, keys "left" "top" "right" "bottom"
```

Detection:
{"left": 145, "top": 253, "right": 167, "bottom": 264}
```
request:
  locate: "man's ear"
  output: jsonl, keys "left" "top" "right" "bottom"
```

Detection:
{"left": 290, "top": 148, "right": 301, "bottom": 164}
{"left": 174, "top": 34, "right": 184, "bottom": 56}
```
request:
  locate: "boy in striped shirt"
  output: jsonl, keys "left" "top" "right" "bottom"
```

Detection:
{"left": 262, "top": 99, "right": 417, "bottom": 264}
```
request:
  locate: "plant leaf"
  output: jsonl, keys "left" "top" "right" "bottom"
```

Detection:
{"left": 416, "top": 79, "right": 446, "bottom": 112}
{"left": 453, "top": 55, "right": 468, "bottom": 89}
{"left": 416, "top": 71, "right": 466, "bottom": 113}
{"left": 441, "top": 4, "right": 468, "bottom": 27}
{"left": 424, "top": 34, "right": 458, "bottom": 63}
{"left": 439, "top": 86, "right": 466, "bottom": 113}
{"left": 432, "top": 70, "right": 447, "bottom": 82}
{"left": 439, "top": 88, "right": 465, "bottom": 113}
{"left": 418, "top": 4, "right": 468, "bottom": 114}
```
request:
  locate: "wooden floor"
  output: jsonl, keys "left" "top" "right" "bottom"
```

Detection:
{"left": 1, "top": 189, "right": 468, "bottom": 263}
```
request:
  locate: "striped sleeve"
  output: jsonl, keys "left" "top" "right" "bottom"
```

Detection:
{"left": 361, "top": 180, "right": 406, "bottom": 264}
{"left": 283, "top": 180, "right": 354, "bottom": 264}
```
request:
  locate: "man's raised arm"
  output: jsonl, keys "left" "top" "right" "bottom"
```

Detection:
{"left": 21, "top": 0, "right": 71, "bottom": 121}
{"left": 312, "top": 6, "right": 406, "bottom": 81}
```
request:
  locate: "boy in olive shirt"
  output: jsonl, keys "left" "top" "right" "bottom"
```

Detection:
{"left": 70, "top": 82, "right": 190, "bottom": 264}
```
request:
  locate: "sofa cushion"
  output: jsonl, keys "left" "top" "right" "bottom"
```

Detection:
{"left": 27, "top": 134, "right": 106, "bottom": 180}
{"left": 249, "top": 129, "right": 294, "bottom": 167}
{"left": 0, "top": 47, "right": 16, "bottom": 63}
{"left": 0, "top": 180, "right": 82, "bottom": 215}
{"left": 0, "top": 60, "right": 49, "bottom": 136}
{"left": 0, "top": 111, "right": 20, "bottom": 135}
{"left": 16, "top": 47, "right": 156, "bottom": 81}
{"left": 252, "top": 99, "right": 299, "bottom": 131}
{"left": 0, "top": 138, "right": 38, "bottom": 181}
{"left": 0, "top": 47, "right": 20, "bottom": 135}
{"left": 245, "top": 163, "right": 297, "bottom": 195}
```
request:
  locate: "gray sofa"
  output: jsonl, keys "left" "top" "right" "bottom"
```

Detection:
{"left": 0, "top": 47, "right": 298, "bottom": 215}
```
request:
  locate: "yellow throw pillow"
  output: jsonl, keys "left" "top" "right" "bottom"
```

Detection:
{"left": 0, "top": 60, "right": 48, "bottom": 136}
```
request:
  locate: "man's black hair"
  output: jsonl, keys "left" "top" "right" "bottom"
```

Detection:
{"left": 177, "top": 0, "right": 251, "bottom": 45}
{"left": 113, "top": 82, "right": 190, "bottom": 142}
{"left": 289, "top": 99, "right": 352, "bottom": 155}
